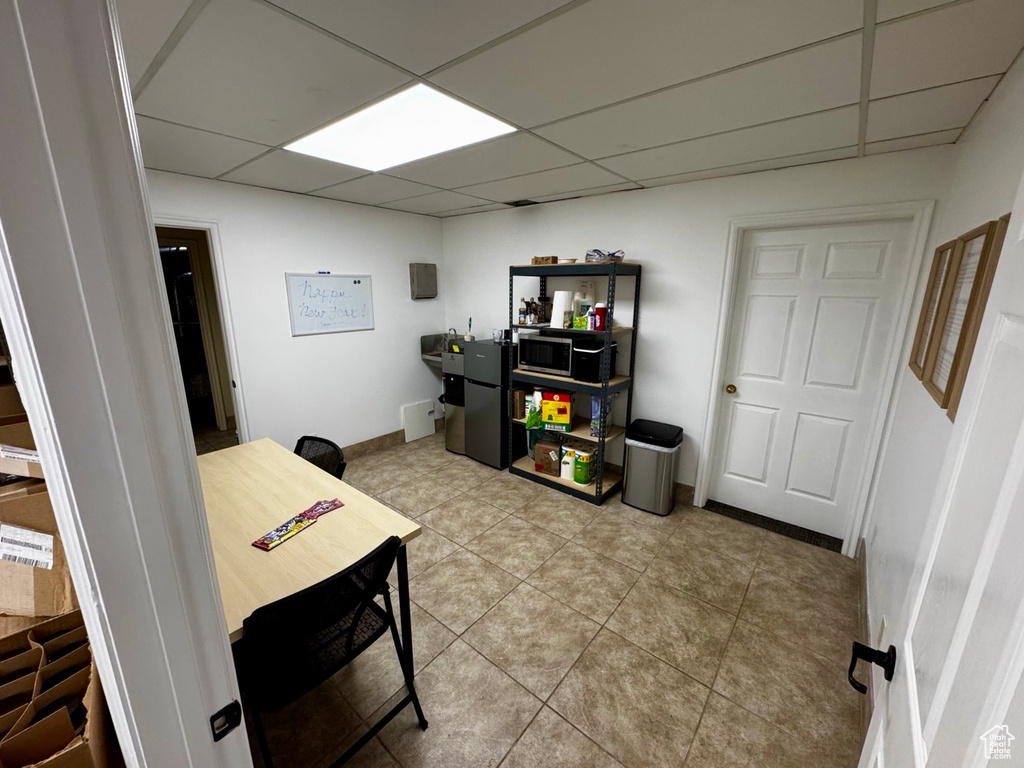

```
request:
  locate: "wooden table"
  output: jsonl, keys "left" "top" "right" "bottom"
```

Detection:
{"left": 197, "top": 438, "right": 421, "bottom": 645}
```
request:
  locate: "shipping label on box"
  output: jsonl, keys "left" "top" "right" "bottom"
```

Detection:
{"left": 533, "top": 441, "right": 561, "bottom": 476}
{"left": 0, "top": 491, "right": 76, "bottom": 618}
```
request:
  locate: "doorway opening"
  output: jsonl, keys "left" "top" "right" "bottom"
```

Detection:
{"left": 155, "top": 226, "right": 238, "bottom": 454}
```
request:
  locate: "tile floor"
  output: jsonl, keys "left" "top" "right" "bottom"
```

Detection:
{"left": 194, "top": 423, "right": 239, "bottom": 455}
{"left": 244, "top": 432, "right": 865, "bottom": 768}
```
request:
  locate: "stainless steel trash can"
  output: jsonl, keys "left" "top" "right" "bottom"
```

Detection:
{"left": 621, "top": 420, "right": 683, "bottom": 516}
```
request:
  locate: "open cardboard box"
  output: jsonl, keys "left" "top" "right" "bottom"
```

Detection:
{"left": 0, "top": 424, "right": 42, "bottom": 481}
{"left": 0, "top": 613, "right": 123, "bottom": 768}
{"left": 0, "top": 388, "right": 26, "bottom": 430}
{"left": 0, "top": 490, "right": 76, "bottom": 618}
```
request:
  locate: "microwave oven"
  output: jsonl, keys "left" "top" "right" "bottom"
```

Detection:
{"left": 518, "top": 335, "right": 573, "bottom": 377}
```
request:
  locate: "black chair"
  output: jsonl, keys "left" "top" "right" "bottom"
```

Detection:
{"left": 294, "top": 435, "right": 346, "bottom": 480}
{"left": 238, "top": 536, "right": 427, "bottom": 767}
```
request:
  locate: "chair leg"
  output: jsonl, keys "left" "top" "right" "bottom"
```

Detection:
{"left": 382, "top": 590, "right": 428, "bottom": 730}
{"left": 251, "top": 710, "right": 275, "bottom": 768}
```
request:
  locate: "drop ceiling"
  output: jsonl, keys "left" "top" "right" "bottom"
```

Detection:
{"left": 120, "top": 0, "right": 1024, "bottom": 217}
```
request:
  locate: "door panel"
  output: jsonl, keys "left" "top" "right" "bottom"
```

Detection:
{"left": 709, "top": 220, "right": 914, "bottom": 537}
{"left": 465, "top": 381, "right": 501, "bottom": 467}
{"left": 804, "top": 297, "right": 876, "bottom": 388}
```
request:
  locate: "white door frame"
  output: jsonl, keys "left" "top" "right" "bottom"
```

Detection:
{"left": 0, "top": 1, "right": 251, "bottom": 765}
{"left": 154, "top": 216, "right": 251, "bottom": 444}
{"left": 694, "top": 201, "right": 935, "bottom": 555}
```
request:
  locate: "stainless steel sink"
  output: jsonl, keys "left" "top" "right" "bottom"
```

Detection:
{"left": 420, "top": 334, "right": 445, "bottom": 366}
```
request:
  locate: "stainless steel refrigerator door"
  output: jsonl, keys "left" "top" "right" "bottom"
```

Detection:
{"left": 464, "top": 343, "right": 501, "bottom": 385}
{"left": 465, "top": 380, "right": 502, "bottom": 468}
{"left": 445, "top": 405, "right": 465, "bottom": 455}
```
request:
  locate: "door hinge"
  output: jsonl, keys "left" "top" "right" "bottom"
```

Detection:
{"left": 210, "top": 700, "right": 242, "bottom": 742}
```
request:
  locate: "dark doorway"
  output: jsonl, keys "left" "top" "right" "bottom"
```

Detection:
{"left": 156, "top": 227, "right": 238, "bottom": 454}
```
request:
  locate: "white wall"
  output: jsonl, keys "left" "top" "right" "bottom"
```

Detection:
{"left": 864, "top": 55, "right": 1024, "bottom": 643}
{"left": 147, "top": 171, "right": 444, "bottom": 449}
{"left": 441, "top": 149, "right": 953, "bottom": 485}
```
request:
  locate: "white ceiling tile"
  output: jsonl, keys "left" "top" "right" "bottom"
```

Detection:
{"left": 270, "top": 0, "right": 571, "bottom": 74}
{"left": 386, "top": 134, "right": 578, "bottom": 189}
{"left": 435, "top": 203, "right": 514, "bottom": 217}
{"left": 871, "top": 0, "right": 1024, "bottom": 98}
{"left": 866, "top": 76, "right": 999, "bottom": 141}
{"left": 115, "top": 0, "right": 191, "bottom": 86}
{"left": 876, "top": 0, "right": 956, "bottom": 23}
{"left": 431, "top": 0, "right": 863, "bottom": 127}
{"left": 220, "top": 149, "right": 365, "bottom": 192}
{"left": 456, "top": 164, "right": 624, "bottom": 202}
{"left": 639, "top": 147, "right": 859, "bottom": 187}
{"left": 530, "top": 182, "right": 642, "bottom": 203}
{"left": 865, "top": 128, "right": 962, "bottom": 154}
{"left": 134, "top": 0, "right": 410, "bottom": 145}
{"left": 136, "top": 116, "right": 269, "bottom": 177}
{"left": 536, "top": 35, "right": 862, "bottom": 159}
{"left": 601, "top": 106, "right": 859, "bottom": 180}
{"left": 382, "top": 191, "right": 494, "bottom": 214}
{"left": 313, "top": 174, "right": 438, "bottom": 205}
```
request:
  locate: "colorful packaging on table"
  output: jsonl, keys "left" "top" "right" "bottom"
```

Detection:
{"left": 252, "top": 498, "right": 344, "bottom": 550}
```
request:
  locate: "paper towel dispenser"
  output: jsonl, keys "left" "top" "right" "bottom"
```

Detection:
{"left": 410, "top": 263, "right": 437, "bottom": 299}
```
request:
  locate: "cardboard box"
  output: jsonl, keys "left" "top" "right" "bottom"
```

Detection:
{"left": 0, "top": 491, "right": 76, "bottom": 618}
{"left": 0, "top": 612, "right": 124, "bottom": 768}
{"left": 0, "top": 425, "right": 42, "bottom": 481}
{"left": 541, "top": 392, "right": 572, "bottom": 432}
{"left": 0, "top": 388, "right": 27, "bottom": 429}
{"left": 533, "top": 440, "right": 561, "bottom": 476}
{"left": 512, "top": 390, "right": 527, "bottom": 421}
{"left": 530, "top": 256, "right": 558, "bottom": 265}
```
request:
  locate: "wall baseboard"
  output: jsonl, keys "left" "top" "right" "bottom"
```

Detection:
{"left": 343, "top": 418, "right": 444, "bottom": 460}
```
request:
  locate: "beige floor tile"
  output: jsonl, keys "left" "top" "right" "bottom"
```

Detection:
{"left": 463, "top": 584, "right": 600, "bottom": 698}
{"left": 429, "top": 456, "right": 503, "bottom": 490}
{"left": 407, "top": 442, "right": 462, "bottom": 471}
{"left": 500, "top": 707, "right": 623, "bottom": 768}
{"left": 683, "top": 692, "right": 819, "bottom": 768}
{"left": 257, "top": 680, "right": 363, "bottom": 768}
{"left": 600, "top": 495, "right": 685, "bottom": 531}
{"left": 526, "top": 542, "right": 641, "bottom": 623}
{"left": 757, "top": 534, "right": 859, "bottom": 605}
{"left": 464, "top": 516, "right": 567, "bottom": 579}
{"left": 549, "top": 629, "right": 709, "bottom": 768}
{"left": 713, "top": 621, "right": 862, "bottom": 766}
{"left": 739, "top": 569, "right": 861, "bottom": 666}
{"left": 329, "top": 727, "right": 399, "bottom": 768}
{"left": 465, "top": 473, "right": 546, "bottom": 513}
{"left": 399, "top": 527, "right": 459, "bottom": 581}
{"left": 572, "top": 512, "right": 668, "bottom": 571}
{"left": 378, "top": 640, "right": 541, "bottom": 768}
{"left": 671, "top": 508, "right": 768, "bottom": 564}
{"left": 646, "top": 539, "right": 754, "bottom": 614}
{"left": 512, "top": 489, "right": 600, "bottom": 538}
{"left": 417, "top": 494, "right": 508, "bottom": 545}
{"left": 333, "top": 602, "right": 457, "bottom": 718}
{"left": 345, "top": 458, "right": 423, "bottom": 496}
{"left": 409, "top": 549, "right": 520, "bottom": 634}
{"left": 606, "top": 575, "right": 735, "bottom": 686}
{"left": 377, "top": 475, "right": 462, "bottom": 518}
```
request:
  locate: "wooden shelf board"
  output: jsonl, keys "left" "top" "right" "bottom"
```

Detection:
{"left": 513, "top": 324, "right": 634, "bottom": 335}
{"left": 511, "top": 455, "right": 622, "bottom": 495}
{"left": 511, "top": 369, "right": 631, "bottom": 393}
{"left": 511, "top": 417, "right": 624, "bottom": 443}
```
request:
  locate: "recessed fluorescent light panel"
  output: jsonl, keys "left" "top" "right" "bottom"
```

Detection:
{"left": 284, "top": 84, "right": 515, "bottom": 172}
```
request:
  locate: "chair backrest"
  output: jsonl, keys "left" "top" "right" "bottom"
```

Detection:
{"left": 240, "top": 536, "right": 400, "bottom": 711}
{"left": 294, "top": 435, "right": 346, "bottom": 480}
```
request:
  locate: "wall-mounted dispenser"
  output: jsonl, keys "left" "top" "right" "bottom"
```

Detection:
{"left": 409, "top": 263, "right": 437, "bottom": 299}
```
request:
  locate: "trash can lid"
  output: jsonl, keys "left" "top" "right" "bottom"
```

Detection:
{"left": 626, "top": 419, "right": 683, "bottom": 448}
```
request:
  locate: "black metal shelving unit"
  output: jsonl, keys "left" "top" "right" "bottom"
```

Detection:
{"left": 507, "top": 262, "right": 642, "bottom": 504}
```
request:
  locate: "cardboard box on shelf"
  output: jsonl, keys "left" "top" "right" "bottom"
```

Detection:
{"left": 0, "top": 387, "right": 27, "bottom": 429}
{"left": 0, "top": 424, "right": 42, "bottom": 481}
{"left": 533, "top": 440, "right": 562, "bottom": 476}
{"left": 0, "top": 490, "right": 76, "bottom": 618}
{"left": 541, "top": 392, "right": 572, "bottom": 432}
{"left": 0, "top": 612, "right": 124, "bottom": 768}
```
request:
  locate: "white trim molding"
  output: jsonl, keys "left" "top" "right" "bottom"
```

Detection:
{"left": 0, "top": 1, "right": 252, "bottom": 765}
{"left": 693, "top": 200, "right": 935, "bottom": 555}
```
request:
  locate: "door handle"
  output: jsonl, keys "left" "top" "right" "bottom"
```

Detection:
{"left": 848, "top": 642, "right": 896, "bottom": 694}
{"left": 725, "top": 384, "right": 737, "bottom": 394}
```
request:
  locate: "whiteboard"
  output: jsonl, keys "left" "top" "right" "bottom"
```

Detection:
{"left": 285, "top": 273, "right": 374, "bottom": 336}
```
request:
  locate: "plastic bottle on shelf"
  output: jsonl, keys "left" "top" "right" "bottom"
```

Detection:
{"left": 528, "top": 297, "right": 537, "bottom": 325}
{"left": 518, "top": 298, "right": 527, "bottom": 325}
{"left": 587, "top": 307, "right": 597, "bottom": 330}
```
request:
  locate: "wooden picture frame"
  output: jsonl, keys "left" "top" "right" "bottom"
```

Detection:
{"left": 922, "top": 219, "right": 1002, "bottom": 413}
{"left": 910, "top": 240, "right": 958, "bottom": 379}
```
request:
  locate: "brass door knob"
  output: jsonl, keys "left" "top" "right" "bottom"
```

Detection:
{"left": 725, "top": 384, "right": 737, "bottom": 394}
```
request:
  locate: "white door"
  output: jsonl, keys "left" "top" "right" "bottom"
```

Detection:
{"left": 865, "top": 211, "right": 1024, "bottom": 767}
{"left": 708, "top": 220, "right": 915, "bottom": 537}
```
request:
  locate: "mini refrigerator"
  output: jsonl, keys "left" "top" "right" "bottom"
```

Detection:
{"left": 463, "top": 340, "right": 511, "bottom": 469}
